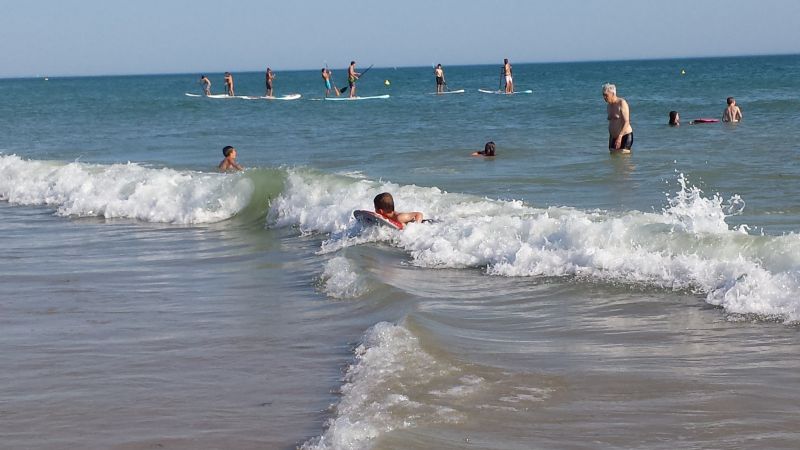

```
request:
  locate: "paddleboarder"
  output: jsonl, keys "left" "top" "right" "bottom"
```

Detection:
{"left": 348, "top": 61, "right": 361, "bottom": 98}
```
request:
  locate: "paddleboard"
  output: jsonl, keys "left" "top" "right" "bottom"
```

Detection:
{"left": 691, "top": 118, "right": 719, "bottom": 124}
{"left": 353, "top": 210, "right": 402, "bottom": 230}
{"left": 242, "top": 94, "right": 302, "bottom": 101}
{"left": 478, "top": 89, "right": 533, "bottom": 95}
{"left": 185, "top": 93, "right": 248, "bottom": 99}
{"left": 430, "top": 89, "right": 466, "bottom": 95}
{"left": 325, "top": 95, "right": 390, "bottom": 101}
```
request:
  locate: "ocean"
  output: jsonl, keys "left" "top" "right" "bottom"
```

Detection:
{"left": 2, "top": 54, "right": 800, "bottom": 449}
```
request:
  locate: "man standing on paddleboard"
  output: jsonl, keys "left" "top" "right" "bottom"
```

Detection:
{"left": 348, "top": 61, "right": 361, "bottom": 98}
{"left": 434, "top": 64, "right": 445, "bottom": 94}
{"left": 265, "top": 68, "right": 275, "bottom": 97}
{"left": 224, "top": 72, "right": 234, "bottom": 96}
{"left": 503, "top": 59, "right": 514, "bottom": 94}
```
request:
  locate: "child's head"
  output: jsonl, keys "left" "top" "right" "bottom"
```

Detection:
{"left": 373, "top": 192, "right": 395, "bottom": 213}
{"left": 727, "top": 97, "right": 735, "bottom": 105}
{"left": 484, "top": 141, "right": 496, "bottom": 156}
{"left": 668, "top": 111, "right": 679, "bottom": 125}
{"left": 222, "top": 146, "right": 236, "bottom": 158}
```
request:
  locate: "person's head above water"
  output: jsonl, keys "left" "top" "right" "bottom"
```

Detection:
{"left": 484, "top": 141, "right": 496, "bottom": 156}
{"left": 222, "top": 146, "right": 236, "bottom": 157}
{"left": 727, "top": 96, "right": 736, "bottom": 105}
{"left": 373, "top": 192, "right": 395, "bottom": 213}
{"left": 669, "top": 111, "right": 680, "bottom": 126}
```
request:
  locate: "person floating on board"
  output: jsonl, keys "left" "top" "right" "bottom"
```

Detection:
{"left": 603, "top": 83, "right": 633, "bottom": 154}
{"left": 348, "top": 61, "right": 361, "bottom": 98}
{"left": 200, "top": 75, "right": 211, "bottom": 96}
{"left": 224, "top": 72, "right": 234, "bottom": 96}
{"left": 472, "top": 141, "right": 496, "bottom": 157}
{"left": 218, "top": 146, "right": 243, "bottom": 172}
{"left": 503, "top": 58, "right": 514, "bottom": 94}
{"left": 373, "top": 192, "right": 423, "bottom": 230}
{"left": 434, "top": 64, "right": 446, "bottom": 94}
{"left": 722, "top": 97, "right": 743, "bottom": 123}
{"left": 265, "top": 68, "right": 275, "bottom": 97}
{"left": 322, "top": 68, "right": 339, "bottom": 97}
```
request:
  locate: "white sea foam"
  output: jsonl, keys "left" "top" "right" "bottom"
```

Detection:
{"left": 320, "top": 256, "right": 368, "bottom": 299}
{"left": 300, "top": 322, "right": 465, "bottom": 450}
{"left": 270, "top": 170, "right": 800, "bottom": 322}
{"left": 0, "top": 155, "right": 253, "bottom": 224}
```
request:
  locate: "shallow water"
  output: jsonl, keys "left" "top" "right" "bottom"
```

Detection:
{"left": 2, "top": 55, "right": 800, "bottom": 449}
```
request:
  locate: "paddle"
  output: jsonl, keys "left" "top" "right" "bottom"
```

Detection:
{"left": 339, "top": 64, "right": 374, "bottom": 94}
{"left": 498, "top": 65, "right": 504, "bottom": 92}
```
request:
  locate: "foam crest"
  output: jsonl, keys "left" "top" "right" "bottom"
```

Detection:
{"left": 301, "top": 322, "right": 464, "bottom": 450}
{"left": 0, "top": 155, "right": 253, "bottom": 224}
{"left": 319, "top": 256, "right": 368, "bottom": 299}
{"left": 271, "top": 170, "right": 800, "bottom": 322}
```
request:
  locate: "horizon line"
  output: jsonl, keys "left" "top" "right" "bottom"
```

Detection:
{"left": 3, "top": 52, "right": 798, "bottom": 80}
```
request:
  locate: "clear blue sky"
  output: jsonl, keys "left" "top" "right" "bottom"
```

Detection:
{"left": 1, "top": 0, "right": 798, "bottom": 77}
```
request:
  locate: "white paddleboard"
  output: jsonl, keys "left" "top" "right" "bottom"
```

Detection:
{"left": 353, "top": 210, "right": 402, "bottom": 230}
{"left": 325, "top": 94, "right": 390, "bottom": 101}
{"left": 478, "top": 89, "right": 532, "bottom": 95}
{"left": 185, "top": 93, "right": 249, "bottom": 99}
{"left": 429, "top": 89, "right": 465, "bottom": 95}
{"left": 242, "top": 94, "right": 302, "bottom": 101}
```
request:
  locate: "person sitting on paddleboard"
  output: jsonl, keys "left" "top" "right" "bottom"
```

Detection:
{"left": 374, "top": 192, "right": 423, "bottom": 230}
{"left": 472, "top": 141, "right": 496, "bottom": 157}
{"left": 218, "top": 146, "right": 243, "bottom": 172}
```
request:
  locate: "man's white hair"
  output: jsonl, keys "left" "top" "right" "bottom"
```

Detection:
{"left": 602, "top": 83, "right": 616, "bottom": 95}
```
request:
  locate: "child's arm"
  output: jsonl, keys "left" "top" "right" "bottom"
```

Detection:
{"left": 396, "top": 211, "right": 423, "bottom": 224}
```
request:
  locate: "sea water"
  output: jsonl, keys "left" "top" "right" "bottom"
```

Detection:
{"left": 2, "top": 55, "right": 800, "bottom": 449}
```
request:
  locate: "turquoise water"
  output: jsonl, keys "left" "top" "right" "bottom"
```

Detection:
{"left": 2, "top": 55, "right": 800, "bottom": 449}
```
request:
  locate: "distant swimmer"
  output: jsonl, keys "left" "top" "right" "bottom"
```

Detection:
{"left": 224, "top": 72, "right": 234, "bottom": 96}
{"left": 200, "top": 75, "right": 211, "bottom": 96}
{"left": 722, "top": 97, "right": 743, "bottom": 123}
{"left": 265, "top": 68, "right": 275, "bottom": 97}
{"left": 603, "top": 83, "right": 633, "bottom": 154}
{"left": 322, "top": 68, "right": 339, "bottom": 97}
{"left": 503, "top": 58, "right": 514, "bottom": 94}
{"left": 218, "top": 146, "right": 243, "bottom": 172}
{"left": 471, "top": 141, "right": 496, "bottom": 157}
{"left": 669, "top": 111, "right": 680, "bottom": 126}
{"left": 373, "top": 192, "right": 423, "bottom": 229}
{"left": 348, "top": 61, "right": 361, "bottom": 98}
{"left": 434, "top": 64, "right": 446, "bottom": 94}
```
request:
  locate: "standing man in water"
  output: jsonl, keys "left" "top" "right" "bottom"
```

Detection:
{"left": 503, "top": 58, "right": 514, "bottom": 94}
{"left": 434, "top": 64, "right": 446, "bottom": 94}
{"left": 265, "top": 68, "right": 275, "bottom": 97}
{"left": 603, "top": 83, "right": 633, "bottom": 154}
{"left": 348, "top": 61, "right": 360, "bottom": 98}
{"left": 200, "top": 75, "right": 211, "bottom": 96}
{"left": 224, "top": 72, "right": 234, "bottom": 96}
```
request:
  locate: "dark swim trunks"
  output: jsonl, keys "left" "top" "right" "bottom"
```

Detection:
{"left": 436, "top": 76, "right": 444, "bottom": 86}
{"left": 609, "top": 133, "right": 633, "bottom": 151}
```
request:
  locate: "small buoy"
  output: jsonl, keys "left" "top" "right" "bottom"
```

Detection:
{"left": 384, "top": 79, "right": 391, "bottom": 86}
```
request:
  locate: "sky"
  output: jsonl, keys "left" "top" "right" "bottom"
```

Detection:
{"left": 0, "top": 0, "right": 798, "bottom": 77}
